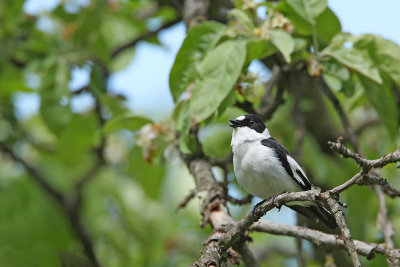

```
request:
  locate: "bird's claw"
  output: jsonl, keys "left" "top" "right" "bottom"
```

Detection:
{"left": 269, "top": 193, "right": 284, "bottom": 211}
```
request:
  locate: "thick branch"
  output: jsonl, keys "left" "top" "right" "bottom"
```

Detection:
{"left": 184, "top": 158, "right": 257, "bottom": 266}
{"left": 183, "top": 0, "right": 209, "bottom": 28}
{"left": 252, "top": 220, "right": 400, "bottom": 262}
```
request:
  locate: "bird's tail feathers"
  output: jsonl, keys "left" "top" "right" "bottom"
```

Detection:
{"left": 287, "top": 202, "right": 338, "bottom": 229}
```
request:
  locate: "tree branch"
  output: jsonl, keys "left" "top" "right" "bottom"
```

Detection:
{"left": 111, "top": 19, "right": 181, "bottom": 58}
{"left": 374, "top": 185, "right": 398, "bottom": 266}
{"left": 320, "top": 79, "right": 360, "bottom": 153}
{"left": 252, "top": 220, "right": 400, "bottom": 262}
{"left": 182, "top": 158, "right": 258, "bottom": 266}
{"left": 328, "top": 138, "right": 400, "bottom": 171}
{"left": 227, "top": 194, "right": 253, "bottom": 205}
{"left": 0, "top": 144, "right": 65, "bottom": 205}
{"left": 364, "top": 173, "right": 400, "bottom": 197}
{"left": 183, "top": 0, "right": 209, "bottom": 28}
{"left": 0, "top": 144, "right": 101, "bottom": 267}
{"left": 323, "top": 195, "right": 361, "bottom": 267}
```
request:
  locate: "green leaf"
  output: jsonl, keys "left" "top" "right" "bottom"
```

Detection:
{"left": 285, "top": 0, "right": 327, "bottom": 24}
{"left": 190, "top": 40, "right": 246, "bottom": 122}
{"left": 228, "top": 9, "right": 255, "bottom": 31}
{"left": 355, "top": 35, "right": 400, "bottom": 88}
{"left": 127, "top": 147, "right": 165, "bottom": 199}
{"left": 103, "top": 114, "right": 152, "bottom": 134}
{"left": 218, "top": 89, "right": 238, "bottom": 115}
{"left": 342, "top": 78, "right": 355, "bottom": 97}
{"left": 269, "top": 29, "right": 294, "bottom": 63}
{"left": 169, "top": 21, "right": 226, "bottom": 102}
{"left": 374, "top": 38, "right": 400, "bottom": 87}
{"left": 324, "top": 47, "right": 382, "bottom": 84}
{"left": 322, "top": 60, "right": 350, "bottom": 81}
{"left": 246, "top": 39, "right": 276, "bottom": 62}
{"left": 59, "top": 114, "right": 100, "bottom": 163}
{"left": 358, "top": 74, "right": 398, "bottom": 137}
{"left": 179, "top": 133, "right": 197, "bottom": 154}
{"left": 323, "top": 73, "right": 341, "bottom": 91}
{"left": 110, "top": 47, "right": 136, "bottom": 72}
{"left": 276, "top": 2, "right": 312, "bottom": 36}
{"left": 173, "top": 101, "right": 190, "bottom": 134}
{"left": 0, "top": 66, "right": 33, "bottom": 96}
{"left": 324, "top": 32, "right": 352, "bottom": 50}
{"left": 315, "top": 8, "right": 341, "bottom": 46}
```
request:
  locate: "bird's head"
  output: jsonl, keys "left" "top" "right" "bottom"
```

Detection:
{"left": 229, "top": 114, "right": 270, "bottom": 145}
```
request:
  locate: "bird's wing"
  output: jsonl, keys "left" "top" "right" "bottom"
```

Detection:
{"left": 261, "top": 137, "right": 311, "bottom": 190}
{"left": 286, "top": 155, "right": 311, "bottom": 190}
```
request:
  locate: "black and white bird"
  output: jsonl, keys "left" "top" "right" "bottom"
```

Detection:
{"left": 229, "top": 114, "right": 337, "bottom": 229}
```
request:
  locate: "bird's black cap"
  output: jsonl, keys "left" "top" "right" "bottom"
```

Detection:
{"left": 229, "top": 114, "right": 266, "bottom": 133}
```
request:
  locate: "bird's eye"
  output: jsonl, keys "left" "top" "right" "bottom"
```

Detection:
{"left": 249, "top": 120, "right": 255, "bottom": 125}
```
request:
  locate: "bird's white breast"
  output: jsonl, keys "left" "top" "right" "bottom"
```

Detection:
{"left": 232, "top": 140, "right": 300, "bottom": 199}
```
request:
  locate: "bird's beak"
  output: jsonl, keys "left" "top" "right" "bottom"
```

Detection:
{"left": 229, "top": 119, "right": 242, "bottom": 128}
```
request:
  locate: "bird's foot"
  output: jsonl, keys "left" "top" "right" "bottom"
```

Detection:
{"left": 269, "top": 195, "right": 282, "bottom": 211}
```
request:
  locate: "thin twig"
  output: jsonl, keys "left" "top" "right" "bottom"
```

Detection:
{"left": 0, "top": 144, "right": 65, "bottom": 205}
{"left": 329, "top": 172, "right": 363, "bottom": 195}
{"left": 227, "top": 194, "right": 253, "bottom": 205}
{"left": 0, "top": 144, "right": 101, "bottom": 267}
{"left": 363, "top": 173, "right": 400, "bottom": 197}
{"left": 176, "top": 189, "right": 198, "bottom": 212}
{"left": 328, "top": 139, "right": 400, "bottom": 171}
{"left": 374, "top": 185, "right": 398, "bottom": 266}
{"left": 323, "top": 195, "right": 361, "bottom": 267}
{"left": 111, "top": 19, "right": 181, "bottom": 58}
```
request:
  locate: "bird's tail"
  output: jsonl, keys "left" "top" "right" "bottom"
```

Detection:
{"left": 287, "top": 202, "right": 338, "bottom": 229}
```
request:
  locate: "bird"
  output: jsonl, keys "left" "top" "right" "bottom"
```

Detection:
{"left": 229, "top": 114, "right": 337, "bottom": 229}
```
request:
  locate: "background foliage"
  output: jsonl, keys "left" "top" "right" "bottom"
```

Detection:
{"left": 1, "top": 0, "right": 400, "bottom": 266}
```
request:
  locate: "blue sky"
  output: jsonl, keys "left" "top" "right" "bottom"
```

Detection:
{"left": 16, "top": 0, "right": 400, "bottom": 121}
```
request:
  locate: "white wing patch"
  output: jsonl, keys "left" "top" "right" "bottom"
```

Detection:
{"left": 287, "top": 155, "right": 310, "bottom": 188}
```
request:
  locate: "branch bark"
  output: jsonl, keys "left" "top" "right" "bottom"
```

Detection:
{"left": 183, "top": 158, "right": 258, "bottom": 266}
{"left": 328, "top": 139, "right": 400, "bottom": 171}
{"left": 324, "top": 195, "right": 361, "bottom": 267}
{"left": 252, "top": 220, "right": 400, "bottom": 262}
